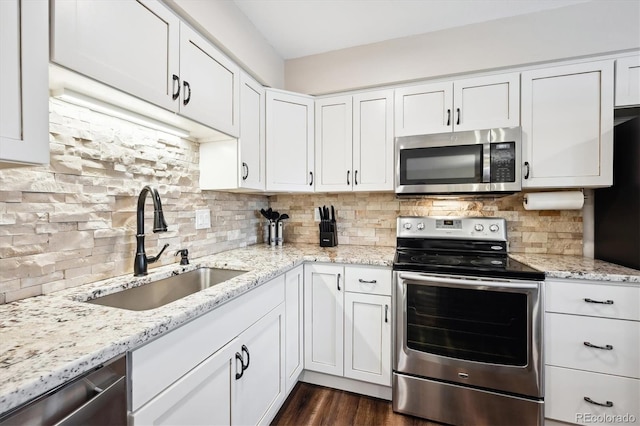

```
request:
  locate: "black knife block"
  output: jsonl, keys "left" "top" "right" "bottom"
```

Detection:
{"left": 320, "top": 230, "right": 337, "bottom": 247}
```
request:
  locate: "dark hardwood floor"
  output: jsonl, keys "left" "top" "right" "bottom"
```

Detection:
{"left": 271, "top": 382, "right": 439, "bottom": 426}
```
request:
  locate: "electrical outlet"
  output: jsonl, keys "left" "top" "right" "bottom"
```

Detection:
{"left": 195, "top": 209, "right": 211, "bottom": 229}
{"left": 314, "top": 208, "right": 320, "bottom": 222}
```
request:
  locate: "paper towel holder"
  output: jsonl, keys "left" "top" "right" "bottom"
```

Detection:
{"left": 523, "top": 190, "right": 585, "bottom": 210}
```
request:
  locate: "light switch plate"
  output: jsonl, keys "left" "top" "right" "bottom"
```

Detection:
{"left": 195, "top": 209, "right": 211, "bottom": 229}
{"left": 314, "top": 208, "right": 320, "bottom": 222}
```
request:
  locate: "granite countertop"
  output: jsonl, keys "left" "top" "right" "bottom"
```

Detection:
{"left": 1, "top": 243, "right": 639, "bottom": 416}
{"left": 0, "top": 244, "right": 395, "bottom": 415}
{"left": 511, "top": 253, "right": 640, "bottom": 283}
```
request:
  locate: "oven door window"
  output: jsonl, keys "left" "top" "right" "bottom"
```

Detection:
{"left": 406, "top": 284, "right": 528, "bottom": 366}
{"left": 400, "top": 144, "right": 483, "bottom": 185}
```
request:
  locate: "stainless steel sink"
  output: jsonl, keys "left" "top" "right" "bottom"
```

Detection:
{"left": 86, "top": 268, "right": 248, "bottom": 311}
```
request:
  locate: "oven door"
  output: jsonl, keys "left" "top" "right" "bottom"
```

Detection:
{"left": 394, "top": 271, "right": 543, "bottom": 398}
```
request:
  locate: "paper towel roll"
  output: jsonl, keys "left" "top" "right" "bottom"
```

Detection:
{"left": 523, "top": 191, "right": 584, "bottom": 210}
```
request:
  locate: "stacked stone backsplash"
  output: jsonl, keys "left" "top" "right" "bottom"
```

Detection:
{"left": 270, "top": 192, "right": 583, "bottom": 254}
{"left": 0, "top": 100, "right": 268, "bottom": 304}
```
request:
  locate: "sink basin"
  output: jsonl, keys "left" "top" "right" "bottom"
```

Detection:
{"left": 86, "top": 268, "right": 248, "bottom": 311}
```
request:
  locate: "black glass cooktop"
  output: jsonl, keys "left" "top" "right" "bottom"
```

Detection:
{"left": 393, "top": 247, "right": 545, "bottom": 281}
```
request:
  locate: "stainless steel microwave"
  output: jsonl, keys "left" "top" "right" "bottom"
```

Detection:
{"left": 395, "top": 127, "right": 522, "bottom": 195}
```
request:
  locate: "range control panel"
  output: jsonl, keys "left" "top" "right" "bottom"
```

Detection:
{"left": 397, "top": 216, "right": 507, "bottom": 241}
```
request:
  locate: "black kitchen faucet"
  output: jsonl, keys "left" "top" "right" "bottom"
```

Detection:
{"left": 134, "top": 185, "right": 169, "bottom": 276}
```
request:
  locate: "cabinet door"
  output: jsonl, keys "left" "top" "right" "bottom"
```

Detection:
{"left": 353, "top": 90, "right": 394, "bottom": 191}
{"left": 131, "top": 339, "right": 236, "bottom": 425}
{"left": 344, "top": 292, "right": 392, "bottom": 386}
{"left": 521, "top": 61, "right": 614, "bottom": 188}
{"left": 284, "top": 265, "right": 304, "bottom": 393}
{"left": 304, "top": 264, "right": 344, "bottom": 376}
{"left": 615, "top": 55, "right": 640, "bottom": 107}
{"left": 394, "top": 82, "right": 452, "bottom": 136}
{"left": 179, "top": 23, "right": 239, "bottom": 137}
{"left": 51, "top": 0, "right": 180, "bottom": 112}
{"left": 453, "top": 73, "right": 520, "bottom": 132}
{"left": 239, "top": 72, "right": 265, "bottom": 190}
{"left": 315, "top": 96, "right": 353, "bottom": 192}
{"left": 266, "top": 90, "right": 315, "bottom": 192}
{"left": 0, "top": 0, "right": 48, "bottom": 166}
{"left": 232, "top": 304, "right": 285, "bottom": 426}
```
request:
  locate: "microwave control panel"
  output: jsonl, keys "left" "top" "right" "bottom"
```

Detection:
{"left": 490, "top": 142, "right": 516, "bottom": 183}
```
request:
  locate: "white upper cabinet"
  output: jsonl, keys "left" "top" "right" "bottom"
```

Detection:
{"left": 200, "top": 72, "right": 264, "bottom": 192}
{"left": 315, "top": 90, "right": 393, "bottom": 192}
{"left": 51, "top": 0, "right": 239, "bottom": 137}
{"left": 266, "top": 90, "right": 315, "bottom": 192}
{"left": 521, "top": 60, "right": 614, "bottom": 188}
{"left": 0, "top": 0, "right": 49, "bottom": 167}
{"left": 51, "top": 0, "right": 179, "bottom": 112}
{"left": 178, "top": 23, "right": 239, "bottom": 137}
{"left": 615, "top": 55, "right": 640, "bottom": 107}
{"left": 238, "top": 73, "right": 266, "bottom": 191}
{"left": 315, "top": 96, "right": 353, "bottom": 192}
{"left": 394, "top": 73, "right": 519, "bottom": 136}
{"left": 353, "top": 91, "right": 394, "bottom": 191}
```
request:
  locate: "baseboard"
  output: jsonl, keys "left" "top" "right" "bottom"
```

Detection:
{"left": 299, "top": 370, "right": 392, "bottom": 401}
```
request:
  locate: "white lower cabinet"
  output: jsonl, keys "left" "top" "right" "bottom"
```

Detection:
{"left": 304, "top": 263, "right": 392, "bottom": 386}
{"left": 131, "top": 336, "right": 235, "bottom": 425}
{"left": 132, "top": 305, "right": 284, "bottom": 425}
{"left": 344, "top": 292, "right": 391, "bottom": 386}
{"left": 231, "top": 305, "right": 285, "bottom": 425}
{"left": 544, "top": 279, "right": 640, "bottom": 426}
{"left": 129, "top": 274, "right": 286, "bottom": 425}
{"left": 304, "top": 264, "right": 344, "bottom": 376}
{"left": 284, "top": 265, "right": 305, "bottom": 393}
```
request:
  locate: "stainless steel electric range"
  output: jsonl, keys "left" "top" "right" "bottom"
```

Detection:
{"left": 392, "top": 216, "right": 545, "bottom": 426}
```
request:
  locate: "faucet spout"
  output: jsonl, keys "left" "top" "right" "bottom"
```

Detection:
{"left": 134, "top": 186, "right": 169, "bottom": 276}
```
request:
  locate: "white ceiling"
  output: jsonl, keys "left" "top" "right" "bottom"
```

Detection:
{"left": 233, "top": 0, "right": 591, "bottom": 60}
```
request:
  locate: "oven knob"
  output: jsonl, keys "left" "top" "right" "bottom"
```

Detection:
{"left": 403, "top": 223, "right": 412, "bottom": 230}
{"left": 489, "top": 224, "right": 500, "bottom": 232}
{"left": 417, "top": 222, "right": 425, "bottom": 230}
{"left": 474, "top": 224, "right": 484, "bottom": 232}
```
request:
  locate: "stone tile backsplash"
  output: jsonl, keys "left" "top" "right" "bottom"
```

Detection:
{"left": 0, "top": 100, "right": 583, "bottom": 304}
{"left": 270, "top": 192, "right": 583, "bottom": 254}
{"left": 0, "top": 100, "right": 268, "bottom": 303}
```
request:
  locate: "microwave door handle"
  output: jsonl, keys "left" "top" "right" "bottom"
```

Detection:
{"left": 482, "top": 143, "right": 491, "bottom": 183}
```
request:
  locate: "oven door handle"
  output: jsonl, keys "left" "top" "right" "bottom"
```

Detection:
{"left": 398, "top": 272, "right": 541, "bottom": 290}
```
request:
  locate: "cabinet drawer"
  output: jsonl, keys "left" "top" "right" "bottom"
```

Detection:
{"left": 545, "top": 313, "right": 640, "bottom": 378}
{"left": 129, "top": 275, "right": 285, "bottom": 411}
{"left": 546, "top": 280, "right": 640, "bottom": 321}
{"left": 344, "top": 266, "right": 392, "bottom": 296}
{"left": 545, "top": 365, "right": 640, "bottom": 425}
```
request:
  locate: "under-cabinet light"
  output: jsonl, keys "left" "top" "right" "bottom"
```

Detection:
{"left": 51, "top": 88, "right": 191, "bottom": 138}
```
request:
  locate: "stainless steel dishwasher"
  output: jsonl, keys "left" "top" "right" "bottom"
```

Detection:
{"left": 0, "top": 355, "right": 127, "bottom": 425}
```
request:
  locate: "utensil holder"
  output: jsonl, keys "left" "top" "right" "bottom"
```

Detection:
{"left": 276, "top": 221, "right": 284, "bottom": 246}
{"left": 268, "top": 221, "right": 276, "bottom": 246}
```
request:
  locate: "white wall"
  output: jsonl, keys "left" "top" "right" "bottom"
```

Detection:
{"left": 285, "top": 1, "right": 640, "bottom": 95}
{"left": 164, "top": 0, "right": 285, "bottom": 89}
